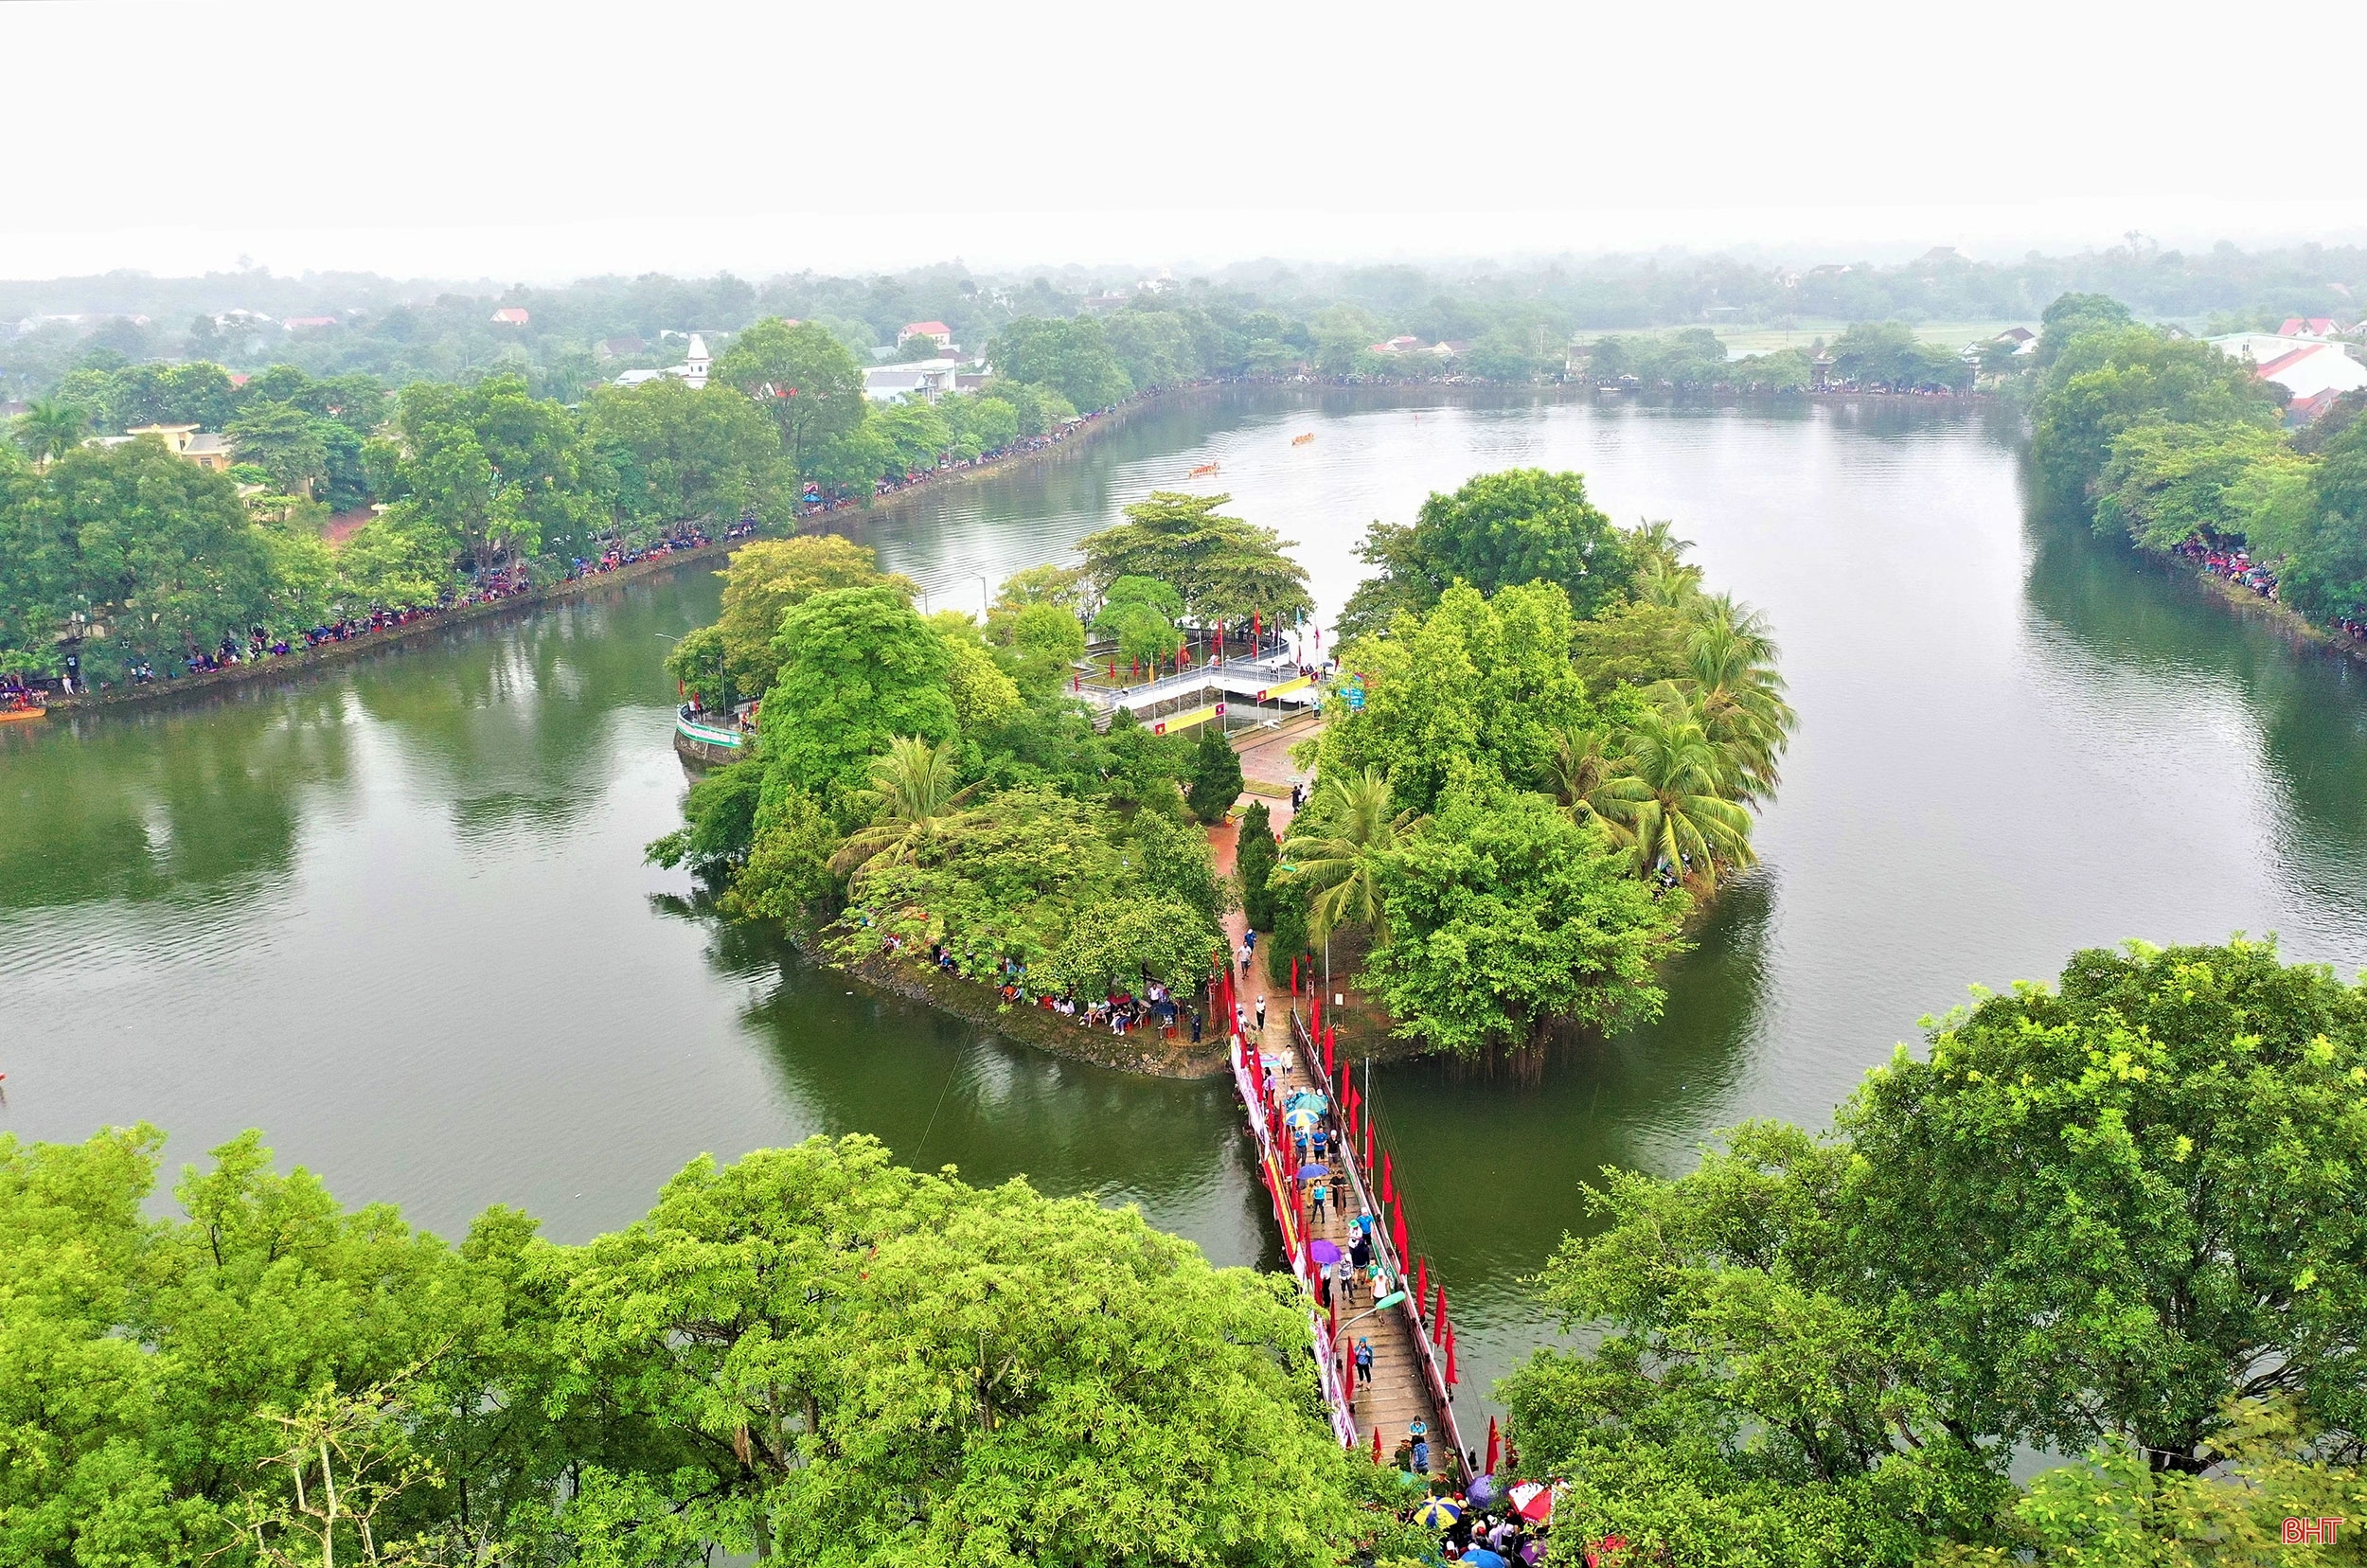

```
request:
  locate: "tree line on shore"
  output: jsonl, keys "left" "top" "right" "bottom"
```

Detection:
{"left": 8, "top": 936, "right": 2358, "bottom": 1565}
{"left": 9, "top": 241, "right": 2361, "bottom": 401}
{"left": 0, "top": 323, "right": 1089, "bottom": 685}
{"left": 2027, "top": 292, "right": 2367, "bottom": 630}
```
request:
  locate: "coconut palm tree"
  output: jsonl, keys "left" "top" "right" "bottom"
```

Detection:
{"left": 1627, "top": 519, "right": 1703, "bottom": 608}
{"left": 1542, "top": 724, "right": 1648, "bottom": 843}
{"left": 1682, "top": 594, "right": 1795, "bottom": 799}
{"left": 828, "top": 736, "right": 986, "bottom": 876}
{"left": 12, "top": 398, "right": 90, "bottom": 464}
{"left": 1596, "top": 700, "right": 1757, "bottom": 891}
{"left": 1278, "top": 767, "right": 1420, "bottom": 947}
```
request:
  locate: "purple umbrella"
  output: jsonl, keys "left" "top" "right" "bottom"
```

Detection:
{"left": 1308, "top": 1238, "right": 1344, "bottom": 1265}
{"left": 1466, "top": 1473, "right": 1498, "bottom": 1510}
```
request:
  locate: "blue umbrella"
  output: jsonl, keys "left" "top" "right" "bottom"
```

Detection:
{"left": 1284, "top": 1106, "right": 1322, "bottom": 1131}
{"left": 1288, "top": 1090, "right": 1329, "bottom": 1113}
{"left": 1296, "top": 1162, "right": 1331, "bottom": 1180}
{"left": 1461, "top": 1550, "right": 1508, "bottom": 1568}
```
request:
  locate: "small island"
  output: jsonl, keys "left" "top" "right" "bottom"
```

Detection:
{"left": 652, "top": 467, "right": 1790, "bottom": 1071}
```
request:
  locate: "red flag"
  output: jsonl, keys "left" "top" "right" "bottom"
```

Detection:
{"left": 1446, "top": 1324, "right": 1457, "bottom": 1386}
{"left": 1486, "top": 1416, "right": 1501, "bottom": 1475}
{"left": 1290, "top": 957, "right": 1299, "bottom": 994}
{"left": 1436, "top": 1280, "right": 1449, "bottom": 1337}
{"left": 1323, "top": 1028, "right": 1335, "bottom": 1084}
{"left": 1416, "top": 1256, "right": 1429, "bottom": 1321}
{"left": 1381, "top": 1151, "right": 1394, "bottom": 1206}
{"left": 1372, "top": 1426, "right": 1383, "bottom": 1463}
{"left": 1343, "top": 1340, "right": 1356, "bottom": 1403}
{"left": 1391, "top": 1203, "right": 1408, "bottom": 1268}
{"left": 1253, "top": 611, "right": 1261, "bottom": 638}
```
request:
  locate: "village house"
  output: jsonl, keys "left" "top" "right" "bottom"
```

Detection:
{"left": 282, "top": 315, "right": 338, "bottom": 330}
{"left": 594, "top": 335, "right": 648, "bottom": 360}
{"left": 863, "top": 359, "right": 964, "bottom": 401}
{"left": 90, "top": 423, "right": 236, "bottom": 472}
{"left": 490, "top": 307, "right": 530, "bottom": 326}
{"left": 897, "top": 320, "right": 954, "bottom": 350}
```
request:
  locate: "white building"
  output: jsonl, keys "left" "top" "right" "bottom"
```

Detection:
{"left": 863, "top": 358, "right": 964, "bottom": 401}
{"left": 2252, "top": 340, "right": 2367, "bottom": 409}
{"left": 611, "top": 332, "right": 712, "bottom": 390}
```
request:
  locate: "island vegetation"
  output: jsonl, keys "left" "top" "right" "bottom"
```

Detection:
{"left": 652, "top": 466, "right": 1788, "bottom": 1063}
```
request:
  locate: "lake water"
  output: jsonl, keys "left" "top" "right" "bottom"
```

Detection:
{"left": 7, "top": 385, "right": 2366, "bottom": 1432}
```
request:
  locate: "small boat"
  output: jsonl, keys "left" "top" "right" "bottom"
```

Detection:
{"left": 1188, "top": 461, "right": 1220, "bottom": 478}
{"left": 0, "top": 704, "right": 48, "bottom": 724}
{"left": 1290, "top": 433, "right": 1315, "bottom": 446}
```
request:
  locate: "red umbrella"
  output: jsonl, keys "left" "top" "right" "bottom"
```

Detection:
{"left": 1486, "top": 1416, "right": 1501, "bottom": 1475}
{"left": 1508, "top": 1480, "right": 1554, "bottom": 1523}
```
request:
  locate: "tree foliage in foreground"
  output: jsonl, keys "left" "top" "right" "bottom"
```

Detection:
{"left": 0, "top": 1128, "right": 1384, "bottom": 1567}
{"left": 1504, "top": 937, "right": 2367, "bottom": 1566}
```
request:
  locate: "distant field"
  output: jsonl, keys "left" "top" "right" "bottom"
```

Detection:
{"left": 1579, "top": 320, "right": 2034, "bottom": 355}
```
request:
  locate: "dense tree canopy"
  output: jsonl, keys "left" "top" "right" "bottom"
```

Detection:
{"left": 0, "top": 1125, "right": 1384, "bottom": 1567}
{"left": 1077, "top": 490, "right": 1313, "bottom": 627}
{"left": 1504, "top": 937, "right": 2367, "bottom": 1565}
{"left": 1338, "top": 468, "right": 1636, "bottom": 638}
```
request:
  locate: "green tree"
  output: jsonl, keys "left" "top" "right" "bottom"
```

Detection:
{"left": 827, "top": 734, "right": 986, "bottom": 875}
{"left": 11, "top": 397, "right": 89, "bottom": 463}
{"left": 2029, "top": 325, "right": 2276, "bottom": 501}
{"left": 760, "top": 584, "right": 958, "bottom": 804}
{"left": 546, "top": 1135, "right": 1364, "bottom": 1565}
{"left": 1361, "top": 790, "right": 1682, "bottom": 1055}
{"left": 1320, "top": 580, "right": 1594, "bottom": 813}
{"left": 44, "top": 438, "right": 278, "bottom": 668}
{"left": 225, "top": 401, "right": 329, "bottom": 495}
{"left": 2096, "top": 419, "right": 2301, "bottom": 551}
{"left": 1092, "top": 573, "right": 1185, "bottom": 668}
{"left": 1278, "top": 767, "right": 1415, "bottom": 947}
{"left": 1077, "top": 490, "right": 1312, "bottom": 627}
{"left": 335, "top": 501, "right": 459, "bottom": 608}
{"left": 1184, "top": 721, "right": 1244, "bottom": 824}
{"left": 1237, "top": 797, "right": 1280, "bottom": 930}
{"left": 713, "top": 533, "right": 905, "bottom": 699}
{"left": 1504, "top": 1120, "right": 2010, "bottom": 1567}
{"left": 986, "top": 316, "right": 1132, "bottom": 411}
{"left": 1595, "top": 693, "right": 1758, "bottom": 888}
{"left": 713, "top": 316, "right": 871, "bottom": 488}
{"left": 382, "top": 375, "right": 597, "bottom": 569}
{"left": 1845, "top": 937, "right": 2367, "bottom": 1470}
{"left": 1682, "top": 594, "right": 1795, "bottom": 800}
{"left": 662, "top": 621, "right": 733, "bottom": 709}
{"left": 583, "top": 378, "right": 795, "bottom": 536}
{"left": 870, "top": 398, "right": 953, "bottom": 476}
{"left": 1338, "top": 468, "right": 1635, "bottom": 637}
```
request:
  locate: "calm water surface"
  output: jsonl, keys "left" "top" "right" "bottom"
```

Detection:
{"left": 7, "top": 387, "right": 2366, "bottom": 1428}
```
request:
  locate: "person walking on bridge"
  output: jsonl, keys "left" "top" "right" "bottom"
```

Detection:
{"left": 1255, "top": 994, "right": 1267, "bottom": 1033}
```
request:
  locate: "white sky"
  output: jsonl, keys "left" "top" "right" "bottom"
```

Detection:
{"left": 5, "top": 0, "right": 2362, "bottom": 282}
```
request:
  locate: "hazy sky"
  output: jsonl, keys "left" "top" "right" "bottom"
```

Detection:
{"left": 7, "top": 0, "right": 2361, "bottom": 282}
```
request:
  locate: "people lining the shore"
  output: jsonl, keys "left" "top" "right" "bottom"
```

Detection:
{"left": 45, "top": 405, "right": 1127, "bottom": 701}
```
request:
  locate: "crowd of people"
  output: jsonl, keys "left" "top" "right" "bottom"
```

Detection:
{"left": 39, "top": 403, "right": 1122, "bottom": 705}
{"left": 2173, "top": 534, "right": 2367, "bottom": 651}
{"left": 925, "top": 942, "right": 1199, "bottom": 1039}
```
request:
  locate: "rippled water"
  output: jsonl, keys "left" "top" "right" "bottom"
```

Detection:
{"left": 6, "top": 386, "right": 2365, "bottom": 1427}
